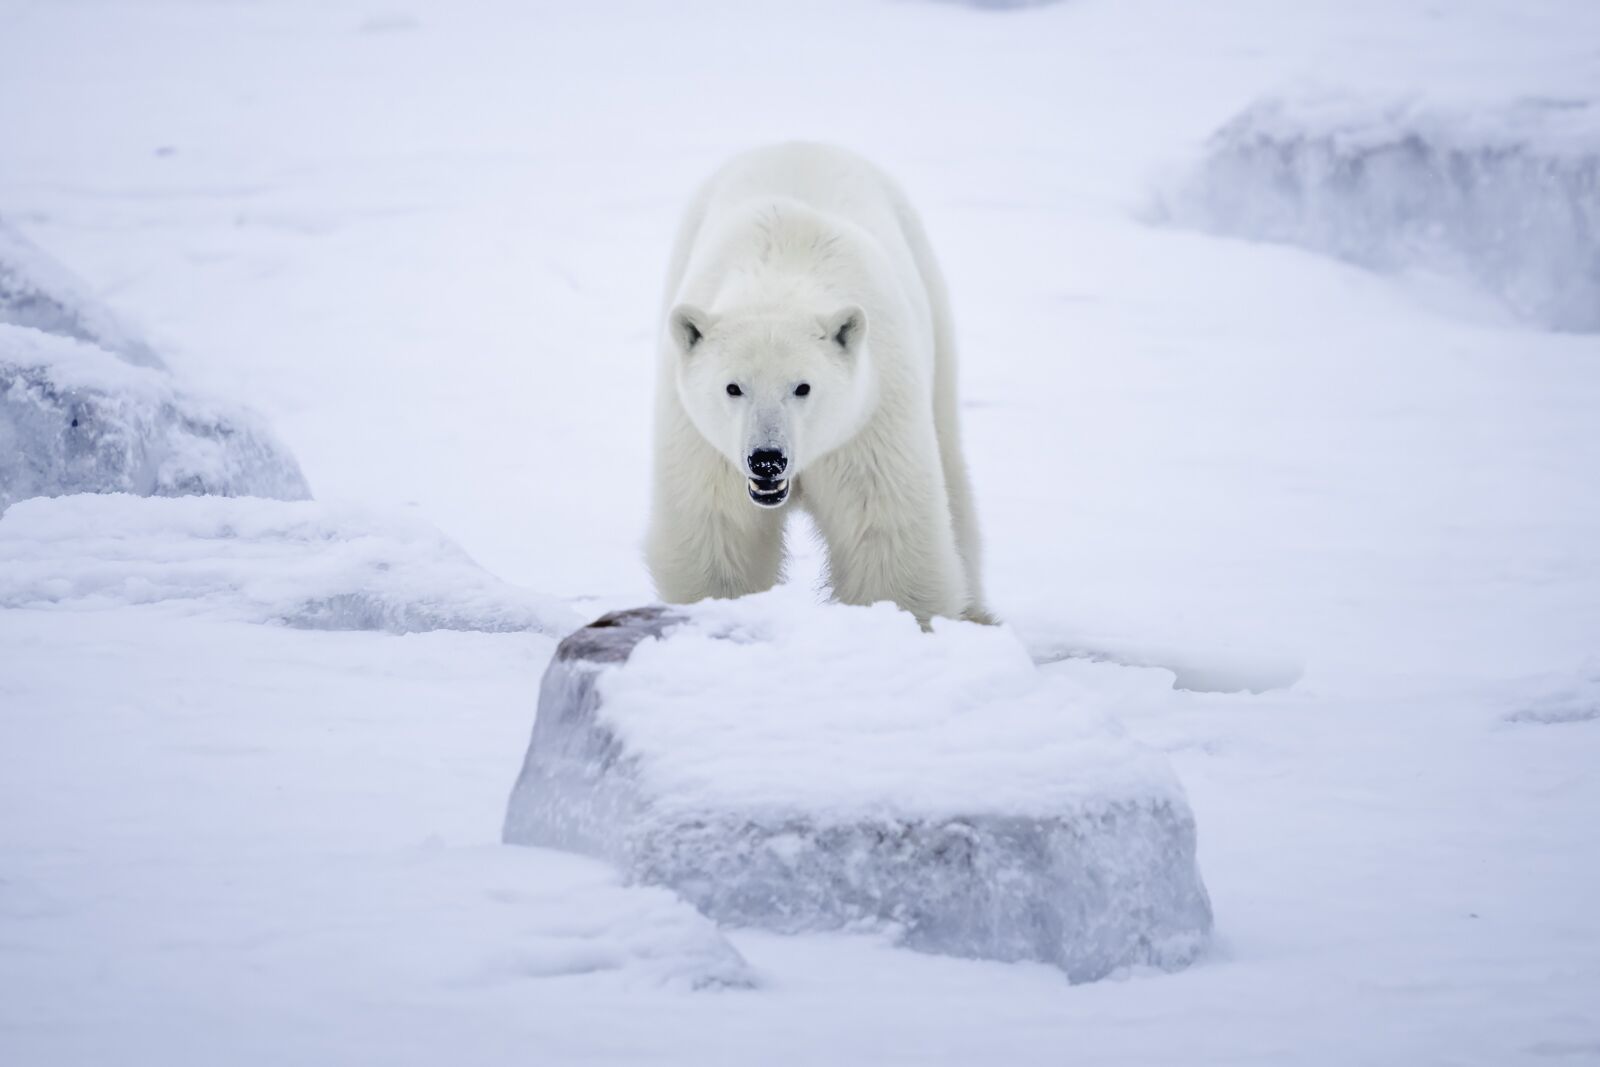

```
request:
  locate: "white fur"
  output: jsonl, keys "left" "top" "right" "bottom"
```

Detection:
{"left": 645, "top": 143, "right": 990, "bottom": 624}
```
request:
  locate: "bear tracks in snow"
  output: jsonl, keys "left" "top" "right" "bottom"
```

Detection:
{"left": 502, "top": 591, "right": 1213, "bottom": 982}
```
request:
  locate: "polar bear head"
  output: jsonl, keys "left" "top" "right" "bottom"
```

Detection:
{"left": 668, "top": 303, "right": 874, "bottom": 509}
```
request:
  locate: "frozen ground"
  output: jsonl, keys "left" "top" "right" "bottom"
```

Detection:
{"left": 2, "top": 0, "right": 1599, "bottom": 1063}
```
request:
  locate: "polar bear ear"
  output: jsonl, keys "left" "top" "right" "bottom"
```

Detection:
{"left": 823, "top": 305, "right": 867, "bottom": 358}
{"left": 668, "top": 304, "right": 714, "bottom": 354}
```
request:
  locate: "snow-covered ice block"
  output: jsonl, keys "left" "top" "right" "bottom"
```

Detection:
{"left": 1159, "top": 94, "right": 1600, "bottom": 332}
{"left": 0, "top": 217, "right": 309, "bottom": 510}
{"left": 0, "top": 217, "right": 163, "bottom": 368}
{"left": 0, "top": 494, "right": 579, "bottom": 636}
{"left": 1, "top": 324, "right": 310, "bottom": 511}
{"left": 503, "top": 594, "right": 1213, "bottom": 982}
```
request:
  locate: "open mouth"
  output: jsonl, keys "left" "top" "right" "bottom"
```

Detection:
{"left": 746, "top": 475, "right": 790, "bottom": 508}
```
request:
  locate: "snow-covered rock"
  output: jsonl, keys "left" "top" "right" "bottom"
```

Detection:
{"left": 1159, "top": 95, "right": 1600, "bottom": 332}
{"left": 1, "top": 325, "right": 311, "bottom": 511}
{"left": 0, "top": 218, "right": 310, "bottom": 510}
{"left": 0, "top": 493, "right": 579, "bottom": 636}
{"left": 0, "top": 217, "right": 163, "bottom": 368}
{"left": 503, "top": 593, "right": 1213, "bottom": 982}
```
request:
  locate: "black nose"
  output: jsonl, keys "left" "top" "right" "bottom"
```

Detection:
{"left": 748, "top": 449, "right": 787, "bottom": 479}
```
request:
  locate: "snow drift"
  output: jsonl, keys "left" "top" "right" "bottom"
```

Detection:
{"left": 0, "top": 493, "right": 579, "bottom": 636}
{"left": 1160, "top": 95, "right": 1600, "bottom": 332}
{"left": 0, "top": 219, "right": 310, "bottom": 510}
{"left": 504, "top": 594, "right": 1213, "bottom": 982}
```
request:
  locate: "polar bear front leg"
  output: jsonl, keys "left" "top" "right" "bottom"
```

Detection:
{"left": 804, "top": 448, "right": 971, "bottom": 624}
{"left": 646, "top": 417, "right": 787, "bottom": 604}
{"left": 646, "top": 495, "right": 785, "bottom": 604}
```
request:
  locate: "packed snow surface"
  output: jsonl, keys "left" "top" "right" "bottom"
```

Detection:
{"left": 0, "top": 611, "right": 753, "bottom": 1036}
{"left": 3, "top": 0, "right": 1600, "bottom": 1063}
{"left": 1162, "top": 94, "right": 1600, "bottom": 331}
{"left": 586, "top": 595, "right": 1186, "bottom": 814}
{"left": 505, "top": 596, "right": 1211, "bottom": 979}
{"left": 0, "top": 493, "right": 578, "bottom": 635}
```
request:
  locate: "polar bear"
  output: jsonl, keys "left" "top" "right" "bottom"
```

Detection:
{"left": 645, "top": 143, "right": 990, "bottom": 625}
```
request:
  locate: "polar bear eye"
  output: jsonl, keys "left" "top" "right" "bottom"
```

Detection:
{"left": 725, "top": 383, "right": 742, "bottom": 397}
{"left": 793, "top": 383, "right": 811, "bottom": 397}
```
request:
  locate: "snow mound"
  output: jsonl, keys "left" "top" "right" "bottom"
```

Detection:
{"left": 1159, "top": 94, "right": 1600, "bottom": 332}
{"left": 0, "top": 217, "right": 162, "bottom": 368}
{"left": 504, "top": 593, "right": 1213, "bottom": 982}
{"left": 0, "top": 493, "right": 580, "bottom": 636}
{"left": 1, "top": 324, "right": 311, "bottom": 511}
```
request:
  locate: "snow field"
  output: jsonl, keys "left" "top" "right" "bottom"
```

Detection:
{"left": 2, "top": 0, "right": 1599, "bottom": 1062}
